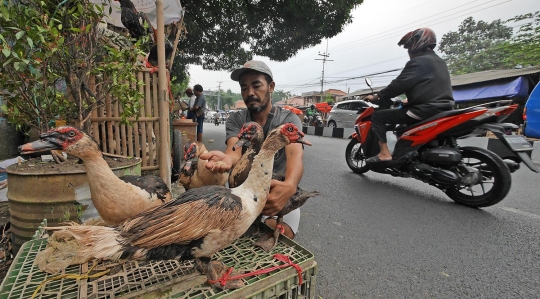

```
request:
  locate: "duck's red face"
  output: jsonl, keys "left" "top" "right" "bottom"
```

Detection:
{"left": 234, "top": 122, "right": 264, "bottom": 151}
{"left": 182, "top": 143, "right": 199, "bottom": 172}
{"left": 279, "top": 123, "right": 311, "bottom": 146}
{"left": 19, "top": 126, "right": 85, "bottom": 154}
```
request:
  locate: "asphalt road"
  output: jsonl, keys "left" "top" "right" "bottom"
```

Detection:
{"left": 201, "top": 122, "right": 540, "bottom": 299}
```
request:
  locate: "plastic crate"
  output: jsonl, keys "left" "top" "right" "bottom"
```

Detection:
{"left": 0, "top": 230, "right": 317, "bottom": 299}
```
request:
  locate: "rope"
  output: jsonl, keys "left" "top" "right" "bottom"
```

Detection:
{"left": 32, "top": 261, "right": 110, "bottom": 299}
{"left": 207, "top": 254, "right": 303, "bottom": 288}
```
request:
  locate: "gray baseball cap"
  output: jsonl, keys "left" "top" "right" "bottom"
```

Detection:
{"left": 230, "top": 60, "right": 273, "bottom": 82}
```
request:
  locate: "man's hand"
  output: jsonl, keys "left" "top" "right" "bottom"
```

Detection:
{"left": 199, "top": 150, "right": 232, "bottom": 173}
{"left": 262, "top": 179, "right": 296, "bottom": 216}
{"left": 364, "top": 94, "right": 378, "bottom": 102}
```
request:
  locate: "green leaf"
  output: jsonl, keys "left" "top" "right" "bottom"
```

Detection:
{"left": 15, "top": 31, "right": 24, "bottom": 40}
{"left": 2, "top": 48, "right": 10, "bottom": 58}
{"left": 26, "top": 37, "right": 34, "bottom": 48}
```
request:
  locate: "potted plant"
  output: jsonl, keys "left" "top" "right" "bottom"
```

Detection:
{"left": 0, "top": 0, "right": 145, "bottom": 135}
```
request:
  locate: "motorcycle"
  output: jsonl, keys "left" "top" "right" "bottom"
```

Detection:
{"left": 304, "top": 114, "right": 323, "bottom": 127}
{"left": 345, "top": 78, "right": 538, "bottom": 208}
{"left": 214, "top": 116, "right": 220, "bottom": 126}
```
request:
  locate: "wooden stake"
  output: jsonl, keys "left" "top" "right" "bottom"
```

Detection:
{"left": 169, "top": 9, "right": 185, "bottom": 69}
{"left": 156, "top": 0, "right": 171, "bottom": 187}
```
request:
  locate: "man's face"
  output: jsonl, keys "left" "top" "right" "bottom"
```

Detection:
{"left": 239, "top": 72, "right": 275, "bottom": 114}
{"left": 193, "top": 90, "right": 201, "bottom": 96}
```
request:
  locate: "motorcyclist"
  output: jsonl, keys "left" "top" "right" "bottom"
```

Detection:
{"left": 364, "top": 28, "right": 454, "bottom": 163}
{"left": 305, "top": 104, "right": 319, "bottom": 126}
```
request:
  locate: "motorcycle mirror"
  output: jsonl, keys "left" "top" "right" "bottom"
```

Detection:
{"left": 365, "top": 77, "right": 372, "bottom": 87}
{"left": 365, "top": 77, "right": 374, "bottom": 94}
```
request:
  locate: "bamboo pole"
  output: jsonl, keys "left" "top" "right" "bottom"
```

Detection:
{"left": 157, "top": 0, "right": 171, "bottom": 187}
{"left": 169, "top": 9, "right": 184, "bottom": 68}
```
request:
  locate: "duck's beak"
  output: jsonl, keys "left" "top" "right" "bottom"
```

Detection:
{"left": 19, "top": 138, "right": 61, "bottom": 154}
{"left": 297, "top": 132, "right": 312, "bottom": 146}
{"left": 182, "top": 160, "right": 192, "bottom": 172}
{"left": 233, "top": 139, "right": 250, "bottom": 151}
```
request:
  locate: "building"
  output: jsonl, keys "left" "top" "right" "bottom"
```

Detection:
{"left": 300, "top": 89, "right": 347, "bottom": 105}
{"left": 275, "top": 96, "right": 304, "bottom": 106}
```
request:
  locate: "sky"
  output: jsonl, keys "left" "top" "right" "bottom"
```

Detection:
{"left": 187, "top": 0, "right": 540, "bottom": 97}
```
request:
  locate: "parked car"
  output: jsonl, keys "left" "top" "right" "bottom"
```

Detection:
{"left": 524, "top": 83, "right": 540, "bottom": 138}
{"left": 326, "top": 99, "right": 376, "bottom": 128}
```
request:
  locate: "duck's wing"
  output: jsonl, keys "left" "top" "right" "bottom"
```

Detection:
{"left": 120, "top": 175, "right": 170, "bottom": 201}
{"left": 120, "top": 185, "right": 243, "bottom": 248}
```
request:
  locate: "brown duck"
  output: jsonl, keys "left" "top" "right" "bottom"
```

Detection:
{"left": 178, "top": 142, "right": 228, "bottom": 190}
{"left": 19, "top": 127, "right": 172, "bottom": 225}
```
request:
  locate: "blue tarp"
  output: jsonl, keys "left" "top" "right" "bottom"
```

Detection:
{"left": 452, "top": 76, "right": 529, "bottom": 102}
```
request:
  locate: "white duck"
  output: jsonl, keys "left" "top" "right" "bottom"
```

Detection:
{"left": 44, "top": 123, "right": 311, "bottom": 289}
{"left": 19, "top": 126, "right": 172, "bottom": 225}
{"left": 230, "top": 122, "right": 319, "bottom": 251}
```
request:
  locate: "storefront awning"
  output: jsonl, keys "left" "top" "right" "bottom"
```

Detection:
{"left": 452, "top": 76, "right": 529, "bottom": 102}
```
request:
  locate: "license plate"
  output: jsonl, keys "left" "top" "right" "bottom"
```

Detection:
{"left": 502, "top": 135, "right": 533, "bottom": 151}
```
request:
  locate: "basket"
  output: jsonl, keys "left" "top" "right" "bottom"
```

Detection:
{"left": 0, "top": 230, "right": 317, "bottom": 299}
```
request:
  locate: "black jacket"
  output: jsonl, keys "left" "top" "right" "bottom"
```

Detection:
{"left": 378, "top": 50, "right": 454, "bottom": 119}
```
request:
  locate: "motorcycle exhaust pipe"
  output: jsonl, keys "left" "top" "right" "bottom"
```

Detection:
{"left": 504, "top": 160, "right": 520, "bottom": 173}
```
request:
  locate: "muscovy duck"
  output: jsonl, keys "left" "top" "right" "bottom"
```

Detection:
{"left": 43, "top": 123, "right": 311, "bottom": 289}
{"left": 19, "top": 127, "right": 172, "bottom": 225}
{"left": 230, "top": 122, "right": 319, "bottom": 251}
{"left": 178, "top": 142, "right": 228, "bottom": 190}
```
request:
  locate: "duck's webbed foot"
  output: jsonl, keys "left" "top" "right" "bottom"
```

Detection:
{"left": 241, "top": 215, "right": 262, "bottom": 238}
{"left": 196, "top": 257, "right": 245, "bottom": 290}
{"left": 254, "top": 215, "right": 283, "bottom": 252}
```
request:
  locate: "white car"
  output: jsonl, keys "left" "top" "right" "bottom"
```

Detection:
{"left": 326, "top": 99, "right": 376, "bottom": 128}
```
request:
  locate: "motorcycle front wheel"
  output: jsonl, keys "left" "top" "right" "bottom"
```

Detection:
{"left": 345, "top": 138, "right": 370, "bottom": 174}
{"left": 445, "top": 147, "right": 512, "bottom": 208}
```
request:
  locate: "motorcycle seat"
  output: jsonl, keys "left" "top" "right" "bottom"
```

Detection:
{"left": 394, "top": 106, "right": 484, "bottom": 134}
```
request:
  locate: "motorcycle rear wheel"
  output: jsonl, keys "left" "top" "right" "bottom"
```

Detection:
{"left": 345, "top": 138, "right": 370, "bottom": 174}
{"left": 445, "top": 147, "right": 512, "bottom": 208}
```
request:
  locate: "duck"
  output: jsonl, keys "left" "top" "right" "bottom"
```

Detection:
{"left": 42, "top": 123, "right": 311, "bottom": 289}
{"left": 19, "top": 126, "right": 172, "bottom": 225}
{"left": 178, "top": 142, "right": 228, "bottom": 190}
{"left": 229, "top": 122, "right": 319, "bottom": 251}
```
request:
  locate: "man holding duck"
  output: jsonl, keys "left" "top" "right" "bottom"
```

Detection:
{"left": 201, "top": 60, "right": 305, "bottom": 240}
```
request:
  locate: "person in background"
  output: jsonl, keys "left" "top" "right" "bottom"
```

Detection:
{"left": 305, "top": 104, "right": 319, "bottom": 126}
{"left": 192, "top": 84, "right": 206, "bottom": 142}
{"left": 185, "top": 88, "right": 196, "bottom": 121}
{"left": 364, "top": 28, "right": 454, "bottom": 163}
{"left": 199, "top": 60, "right": 305, "bottom": 240}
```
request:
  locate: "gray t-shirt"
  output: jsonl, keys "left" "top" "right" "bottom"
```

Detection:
{"left": 225, "top": 107, "right": 303, "bottom": 176}
{"left": 194, "top": 94, "right": 206, "bottom": 119}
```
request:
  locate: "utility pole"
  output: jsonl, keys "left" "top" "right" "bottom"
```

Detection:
{"left": 217, "top": 81, "right": 222, "bottom": 111}
{"left": 315, "top": 39, "right": 333, "bottom": 103}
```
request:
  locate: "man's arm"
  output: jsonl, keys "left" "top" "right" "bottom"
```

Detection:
{"left": 263, "top": 142, "right": 304, "bottom": 216}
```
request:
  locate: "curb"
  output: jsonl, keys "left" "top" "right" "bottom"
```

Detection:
{"left": 302, "top": 126, "right": 355, "bottom": 139}
{"left": 302, "top": 126, "right": 540, "bottom": 164}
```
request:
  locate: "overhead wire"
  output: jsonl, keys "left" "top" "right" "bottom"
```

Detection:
{"left": 276, "top": 0, "right": 522, "bottom": 94}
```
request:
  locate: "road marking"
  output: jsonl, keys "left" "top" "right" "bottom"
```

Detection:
{"left": 500, "top": 207, "right": 540, "bottom": 220}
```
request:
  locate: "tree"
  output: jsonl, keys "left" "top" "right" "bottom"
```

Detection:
{"left": 0, "top": 0, "right": 144, "bottom": 133}
{"left": 504, "top": 11, "right": 540, "bottom": 68}
{"left": 272, "top": 90, "right": 291, "bottom": 103}
{"left": 439, "top": 17, "right": 513, "bottom": 74}
{"left": 171, "top": 0, "right": 362, "bottom": 84}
